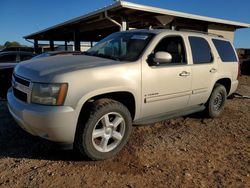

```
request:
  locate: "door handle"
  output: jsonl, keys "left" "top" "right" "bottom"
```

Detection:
{"left": 210, "top": 68, "right": 217, "bottom": 73}
{"left": 179, "top": 71, "right": 190, "bottom": 77}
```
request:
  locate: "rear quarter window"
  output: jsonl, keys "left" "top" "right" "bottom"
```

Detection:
{"left": 212, "top": 39, "right": 238, "bottom": 62}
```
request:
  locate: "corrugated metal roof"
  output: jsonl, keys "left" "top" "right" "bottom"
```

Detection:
{"left": 121, "top": 1, "right": 250, "bottom": 28}
{"left": 24, "top": 1, "right": 250, "bottom": 39}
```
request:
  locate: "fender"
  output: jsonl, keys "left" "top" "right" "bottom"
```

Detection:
{"left": 74, "top": 86, "right": 141, "bottom": 120}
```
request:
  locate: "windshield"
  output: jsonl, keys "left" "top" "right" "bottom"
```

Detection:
{"left": 86, "top": 32, "right": 154, "bottom": 61}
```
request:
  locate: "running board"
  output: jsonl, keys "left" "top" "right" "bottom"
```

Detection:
{"left": 133, "top": 105, "right": 205, "bottom": 125}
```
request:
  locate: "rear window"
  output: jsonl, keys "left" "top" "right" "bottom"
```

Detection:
{"left": 212, "top": 39, "right": 238, "bottom": 62}
{"left": 189, "top": 36, "right": 213, "bottom": 64}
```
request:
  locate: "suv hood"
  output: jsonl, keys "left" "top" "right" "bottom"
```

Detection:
{"left": 14, "top": 55, "right": 121, "bottom": 82}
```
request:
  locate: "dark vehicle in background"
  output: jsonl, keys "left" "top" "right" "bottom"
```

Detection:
{"left": 0, "top": 50, "right": 81, "bottom": 98}
{"left": 237, "top": 48, "right": 250, "bottom": 75}
{"left": 0, "top": 51, "right": 35, "bottom": 98}
{"left": 0, "top": 47, "right": 34, "bottom": 53}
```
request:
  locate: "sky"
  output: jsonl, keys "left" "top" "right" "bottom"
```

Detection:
{"left": 0, "top": 0, "right": 250, "bottom": 48}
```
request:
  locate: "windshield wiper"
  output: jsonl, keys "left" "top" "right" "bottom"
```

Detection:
{"left": 94, "top": 53, "right": 120, "bottom": 61}
{"left": 82, "top": 51, "right": 120, "bottom": 61}
{"left": 82, "top": 51, "right": 92, "bottom": 56}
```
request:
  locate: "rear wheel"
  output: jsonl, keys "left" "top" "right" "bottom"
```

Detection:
{"left": 206, "top": 84, "right": 227, "bottom": 118}
{"left": 74, "top": 99, "right": 132, "bottom": 160}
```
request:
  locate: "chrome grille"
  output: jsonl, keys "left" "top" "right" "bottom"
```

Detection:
{"left": 13, "top": 74, "right": 30, "bottom": 87}
{"left": 12, "top": 74, "right": 32, "bottom": 103}
{"left": 13, "top": 88, "right": 28, "bottom": 102}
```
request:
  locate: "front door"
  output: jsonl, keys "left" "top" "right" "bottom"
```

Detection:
{"left": 141, "top": 35, "right": 192, "bottom": 118}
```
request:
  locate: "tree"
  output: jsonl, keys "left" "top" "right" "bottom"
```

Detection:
{"left": 4, "top": 41, "right": 21, "bottom": 48}
{"left": 4, "top": 41, "right": 11, "bottom": 47}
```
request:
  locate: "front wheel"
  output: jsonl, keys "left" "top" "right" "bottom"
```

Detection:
{"left": 206, "top": 84, "right": 227, "bottom": 118}
{"left": 74, "top": 99, "right": 132, "bottom": 160}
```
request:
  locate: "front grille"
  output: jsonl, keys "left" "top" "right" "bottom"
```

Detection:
{"left": 13, "top": 74, "right": 30, "bottom": 87}
{"left": 13, "top": 88, "right": 27, "bottom": 102}
{"left": 12, "top": 74, "right": 31, "bottom": 103}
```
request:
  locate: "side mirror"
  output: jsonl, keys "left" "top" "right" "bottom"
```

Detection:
{"left": 153, "top": 51, "right": 172, "bottom": 64}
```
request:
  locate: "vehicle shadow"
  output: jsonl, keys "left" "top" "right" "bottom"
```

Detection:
{"left": 0, "top": 101, "right": 145, "bottom": 163}
{"left": 0, "top": 100, "right": 212, "bottom": 161}
{"left": 0, "top": 101, "right": 87, "bottom": 162}
{"left": 184, "top": 111, "right": 208, "bottom": 119}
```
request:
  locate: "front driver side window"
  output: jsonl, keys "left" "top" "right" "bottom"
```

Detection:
{"left": 153, "top": 36, "right": 187, "bottom": 64}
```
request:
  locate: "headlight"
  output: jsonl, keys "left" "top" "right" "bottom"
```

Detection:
{"left": 31, "top": 83, "right": 68, "bottom": 105}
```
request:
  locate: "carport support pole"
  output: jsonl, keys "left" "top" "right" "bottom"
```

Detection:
{"left": 49, "top": 39, "right": 54, "bottom": 51}
{"left": 121, "top": 17, "right": 128, "bottom": 31}
{"left": 34, "top": 39, "right": 39, "bottom": 53}
{"left": 74, "top": 29, "right": 80, "bottom": 51}
{"left": 65, "top": 41, "right": 68, "bottom": 51}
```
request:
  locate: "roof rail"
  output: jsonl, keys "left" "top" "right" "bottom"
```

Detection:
{"left": 178, "top": 29, "right": 224, "bottom": 38}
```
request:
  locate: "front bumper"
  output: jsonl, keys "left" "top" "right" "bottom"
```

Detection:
{"left": 7, "top": 88, "right": 78, "bottom": 144}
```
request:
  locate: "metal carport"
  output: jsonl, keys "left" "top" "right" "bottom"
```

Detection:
{"left": 24, "top": 1, "right": 250, "bottom": 53}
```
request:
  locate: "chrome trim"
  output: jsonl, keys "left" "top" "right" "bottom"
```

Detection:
{"left": 13, "top": 82, "right": 30, "bottom": 93}
{"left": 145, "top": 90, "right": 192, "bottom": 103}
{"left": 27, "top": 83, "right": 33, "bottom": 103}
{"left": 192, "top": 88, "right": 208, "bottom": 94}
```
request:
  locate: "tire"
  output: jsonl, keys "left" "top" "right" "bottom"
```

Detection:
{"left": 206, "top": 84, "right": 227, "bottom": 118}
{"left": 74, "top": 98, "right": 132, "bottom": 160}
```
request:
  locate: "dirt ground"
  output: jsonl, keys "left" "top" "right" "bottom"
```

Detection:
{"left": 0, "top": 76, "right": 250, "bottom": 188}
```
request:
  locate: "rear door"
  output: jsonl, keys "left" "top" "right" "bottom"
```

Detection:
{"left": 212, "top": 38, "right": 239, "bottom": 94}
{"left": 188, "top": 36, "right": 218, "bottom": 106}
{"left": 212, "top": 38, "right": 239, "bottom": 79}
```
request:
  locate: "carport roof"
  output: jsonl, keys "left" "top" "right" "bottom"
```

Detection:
{"left": 24, "top": 1, "right": 250, "bottom": 41}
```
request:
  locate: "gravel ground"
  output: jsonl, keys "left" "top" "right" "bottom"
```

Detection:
{"left": 0, "top": 76, "right": 249, "bottom": 188}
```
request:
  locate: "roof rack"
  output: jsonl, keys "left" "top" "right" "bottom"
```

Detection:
{"left": 178, "top": 29, "right": 224, "bottom": 38}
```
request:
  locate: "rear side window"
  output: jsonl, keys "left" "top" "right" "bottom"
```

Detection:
{"left": 189, "top": 36, "right": 213, "bottom": 64}
{"left": 212, "top": 39, "right": 238, "bottom": 62}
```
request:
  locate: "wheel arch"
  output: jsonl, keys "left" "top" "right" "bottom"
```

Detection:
{"left": 74, "top": 93, "right": 134, "bottom": 160}
{"left": 77, "top": 91, "right": 137, "bottom": 124}
{"left": 214, "top": 77, "right": 231, "bottom": 95}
